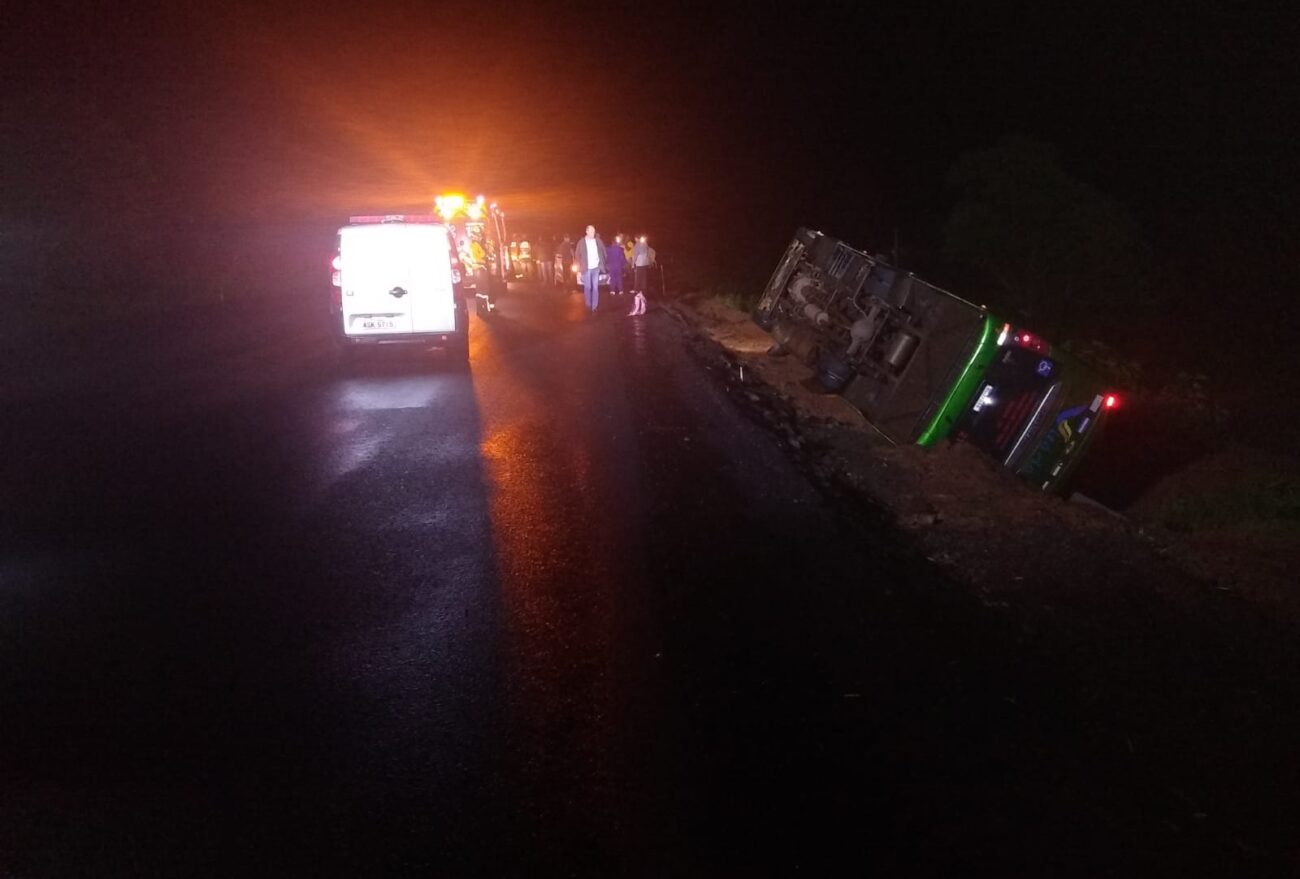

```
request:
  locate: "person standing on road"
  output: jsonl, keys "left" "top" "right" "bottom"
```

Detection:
{"left": 606, "top": 234, "right": 627, "bottom": 297}
{"left": 575, "top": 225, "right": 607, "bottom": 313}
{"left": 556, "top": 235, "right": 572, "bottom": 286}
{"left": 536, "top": 234, "right": 554, "bottom": 285}
{"left": 630, "top": 235, "right": 653, "bottom": 315}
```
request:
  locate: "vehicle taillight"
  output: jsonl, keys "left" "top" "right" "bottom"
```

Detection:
{"left": 1104, "top": 394, "right": 1120, "bottom": 410}
{"left": 998, "top": 325, "right": 1050, "bottom": 354}
{"left": 1015, "top": 331, "right": 1047, "bottom": 353}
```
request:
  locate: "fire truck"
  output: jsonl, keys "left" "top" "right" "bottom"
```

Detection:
{"left": 435, "top": 193, "right": 510, "bottom": 316}
{"left": 753, "top": 227, "right": 1122, "bottom": 494}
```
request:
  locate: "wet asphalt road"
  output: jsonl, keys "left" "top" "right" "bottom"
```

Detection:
{"left": 0, "top": 284, "right": 1279, "bottom": 876}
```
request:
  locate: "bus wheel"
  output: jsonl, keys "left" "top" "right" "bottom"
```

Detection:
{"left": 816, "top": 351, "right": 854, "bottom": 392}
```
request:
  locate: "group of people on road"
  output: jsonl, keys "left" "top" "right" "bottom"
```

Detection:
{"left": 534, "top": 226, "right": 656, "bottom": 317}
{"left": 572, "top": 226, "right": 656, "bottom": 316}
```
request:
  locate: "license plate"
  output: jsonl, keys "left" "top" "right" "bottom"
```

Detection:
{"left": 361, "top": 318, "right": 396, "bottom": 329}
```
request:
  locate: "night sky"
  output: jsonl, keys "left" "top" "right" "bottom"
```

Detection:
{"left": 4, "top": 0, "right": 1297, "bottom": 355}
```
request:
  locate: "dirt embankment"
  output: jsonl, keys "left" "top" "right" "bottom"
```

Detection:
{"left": 668, "top": 296, "right": 1300, "bottom": 623}
{"left": 668, "top": 295, "right": 1300, "bottom": 870}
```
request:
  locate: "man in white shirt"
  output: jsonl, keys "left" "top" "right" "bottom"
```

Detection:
{"left": 574, "top": 225, "right": 608, "bottom": 313}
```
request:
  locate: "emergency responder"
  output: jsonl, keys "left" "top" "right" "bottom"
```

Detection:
{"left": 469, "top": 234, "right": 486, "bottom": 267}
{"left": 468, "top": 233, "right": 489, "bottom": 292}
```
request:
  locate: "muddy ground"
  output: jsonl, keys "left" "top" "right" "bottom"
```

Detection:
{"left": 666, "top": 294, "right": 1300, "bottom": 871}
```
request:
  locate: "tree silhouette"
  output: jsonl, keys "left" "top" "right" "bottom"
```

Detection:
{"left": 943, "top": 137, "right": 1150, "bottom": 341}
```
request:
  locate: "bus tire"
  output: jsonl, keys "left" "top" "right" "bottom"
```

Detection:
{"left": 816, "top": 351, "right": 854, "bottom": 393}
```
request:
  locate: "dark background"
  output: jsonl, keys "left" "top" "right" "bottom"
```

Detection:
{"left": 4, "top": 0, "right": 1297, "bottom": 383}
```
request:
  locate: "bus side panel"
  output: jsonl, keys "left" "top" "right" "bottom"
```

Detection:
{"left": 844, "top": 287, "right": 988, "bottom": 444}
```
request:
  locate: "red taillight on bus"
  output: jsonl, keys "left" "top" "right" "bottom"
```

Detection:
{"left": 998, "top": 323, "right": 1049, "bottom": 353}
{"left": 1012, "top": 330, "right": 1048, "bottom": 354}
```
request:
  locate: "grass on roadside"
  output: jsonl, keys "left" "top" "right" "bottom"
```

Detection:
{"left": 1134, "top": 446, "right": 1300, "bottom": 534}
{"left": 1152, "top": 478, "right": 1300, "bottom": 532}
{"left": 703, "top": 278, "right": 764, "bottom": 314}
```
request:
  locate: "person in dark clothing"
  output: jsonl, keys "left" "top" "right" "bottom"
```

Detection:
{"left": 536, "top": 234, "right": 554, "bottom": 285}
{"left": 606, "top": 234, "right": 627, "bottom": 296}
{"left": 555, "top": 235, "right": 572, "bottom": 286}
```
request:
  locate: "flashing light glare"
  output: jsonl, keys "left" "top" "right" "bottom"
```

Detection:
{"left": 466, "top": 202, "right": 484, "bottom": 220}
{"left": 1104, "top": 394, "right": 1120, "bottom": 410}
{"left": 476, "top": 195, "right": 485, "bottom": 204}
{"left": 330, "top": 254, "right": 342, "bottom": 270}
{"left": 639, "top": 235, "right": 647, "bottom": 243}
{"left": 571, "top": 262, "right": 579, "bottom": 274}
{"left": 997, "top": 323, "right": 1010, "bottom": 346}
{"left": 435, "top": 193, "right": 466, "bottom": 219}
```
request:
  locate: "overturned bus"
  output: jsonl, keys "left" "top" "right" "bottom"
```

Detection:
{"left": 752, "top": 227, "right": 1121, "bottom": 494}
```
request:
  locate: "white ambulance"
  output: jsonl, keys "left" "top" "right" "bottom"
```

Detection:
{"left": 329, "top": 215, "right": 469, "bottom": 364}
